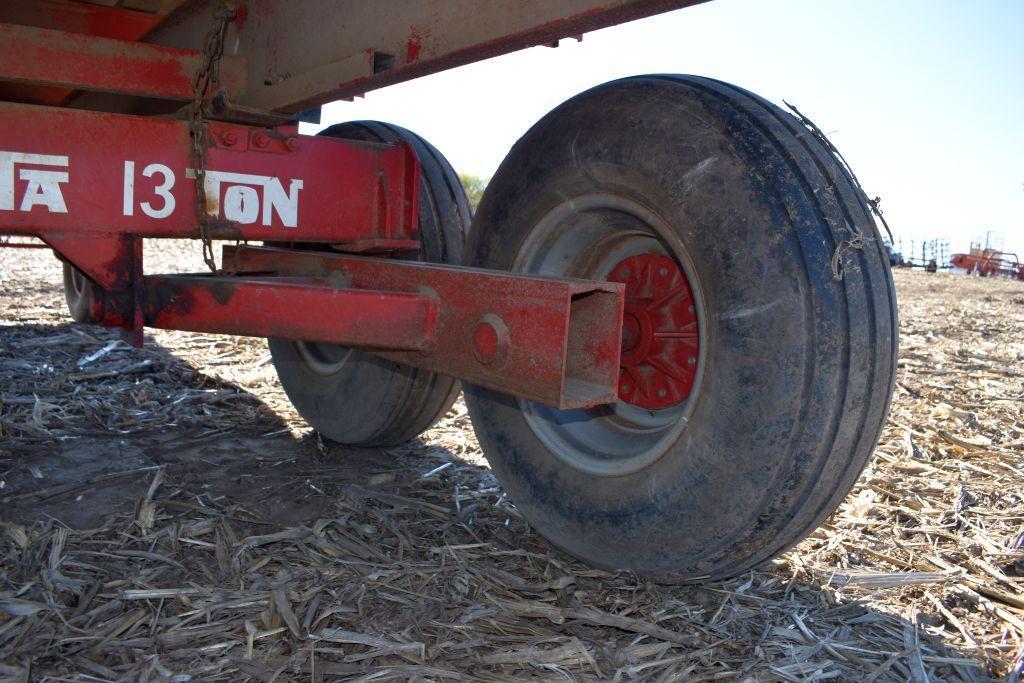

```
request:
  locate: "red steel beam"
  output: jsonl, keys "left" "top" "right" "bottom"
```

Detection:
{"left": 0, "top": 102, "right": 419, "bottom": 245}
{"left": 0, "top": 23, "right": 247, "bottom": 101}
{"left": 143, "top": 275, "right": 439, "bottom": 351}
{"left": 0, "top": 1, "right": 162, "bottom": 41}
{"left": 0, "top": 0, "right": 164, "bottom": 107}
{"left": 225, "top": 245, "right": 624, "bottom": 408}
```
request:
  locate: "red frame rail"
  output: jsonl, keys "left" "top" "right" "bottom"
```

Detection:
{"left": 0, "top": 1, "right": 642, "bottom": 409}
{"left": 225, "top": 245, "right": 624, "bottom": 408}
{"left": 0, "top": 104, "right": 418, "bottom": 245}
{"left": 68, "top": 245, "right": 623, "bottom": 409}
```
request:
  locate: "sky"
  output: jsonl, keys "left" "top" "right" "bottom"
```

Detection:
{"left": 303, "top": 0, "right": 1024, "bottom": 259}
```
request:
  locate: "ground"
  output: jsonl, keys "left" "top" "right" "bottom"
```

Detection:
{"left": 1, "top": 243, "right": 1022, "bottom": 681}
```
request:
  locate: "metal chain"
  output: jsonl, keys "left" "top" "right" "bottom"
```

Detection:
{"left": 189, "top": 2, "right": 235, "bottom": 275}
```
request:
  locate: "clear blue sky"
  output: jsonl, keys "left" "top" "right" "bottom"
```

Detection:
{"left": 305, "top": 0, "right": 1024, "bottom": 258}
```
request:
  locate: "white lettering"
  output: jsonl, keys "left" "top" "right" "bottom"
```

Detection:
{"left": 18, "top": 169, "right": 69, "bottom": 213}
{"left": 0, "top": 152, "right": 69, "bottom": 213}
{"left": 185, "top": 169, "right": 301, "bottom": 228}
{"left": 262, "top": 177, "right": 303, "bottom": 227}
{"left": 123, "top": 161, "right": 135, "bottom": 216}
{"left": 224, "top": 185, "right": 259, "bottom": 224}
{"left": 140, "top": 163, "right": 175, "bottom": 219}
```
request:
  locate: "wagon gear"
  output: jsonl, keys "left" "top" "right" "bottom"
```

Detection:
{"left": 0, "top": 0, "right": 897, "bottom": 581}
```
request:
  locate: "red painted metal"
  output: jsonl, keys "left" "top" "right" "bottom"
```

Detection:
{"left": 0, "top": 1, "right": 162, "bottom": 41}
{"left": 0, "top": 23, "right": 247, "bottom": 101}
{"left": 44, "top": 233, "right": 139, "bottom": 298}
{"left": 607, "top": 253, "right": 699, "bottom": 409}
{"left": 950, "top": 250, "right": 1024, "bottom": 280}
{"left": 0, "top": 0, "right": 722, "bottom": 411}
{"left": 0, "top": 1, "right": 164, "bottom": 107}
{"left": 138, "top": 0, "right": 707, "bottom": 114}
{"left": 143, "top": 275, "right": 440, "bottom": 351}
{"left": 224, "top": 245, "right": 624, "bottom": 408}
{"left": 0, "top": 103, "right": 419, "bottom": 246}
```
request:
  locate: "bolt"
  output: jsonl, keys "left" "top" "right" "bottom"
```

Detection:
{"left": 221, "top": 131, "right": 238, "bottom": 147}
{"left": 472, "top": 315, "right": 508, "bottom": 366}
{"left": 252, "top": 132, "right": 269, "bottom": 148}
{"left": 285, "top": 137, "right": 301, "bottom": 152}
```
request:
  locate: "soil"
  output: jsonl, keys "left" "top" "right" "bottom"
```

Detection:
{"left": 1, "top": 242, "right": 1022, "bottom": 681}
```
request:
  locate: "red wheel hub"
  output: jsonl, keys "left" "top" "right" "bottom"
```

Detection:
{"left": 607, "top": 253, "right": 699, "bottom": 409}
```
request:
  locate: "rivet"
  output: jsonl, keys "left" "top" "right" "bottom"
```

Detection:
{"left": 658, "top": 388, "right": 666, "bottom": 398}
{"left": 659, "top": 267, "right": 668, "bottom": 277}
{"left": 252, "top": 132, "right": 269, "bottom": 148}
{"left": 688, "top": 356, "right": 696, "bottom": 365}
{"left": 221, "top": 131, "right": 238, "bottom": 147}
{"left": 285, "top": 137, "right": 301, "bottom": 152}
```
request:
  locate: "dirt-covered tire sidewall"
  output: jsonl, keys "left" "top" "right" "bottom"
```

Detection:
{"left": 464, "top": 76, "right": 897, "bottom": 580}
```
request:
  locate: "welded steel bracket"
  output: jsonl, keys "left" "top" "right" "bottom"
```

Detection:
{"left": 224, "top": 245, "right": 625, "bottom": 409}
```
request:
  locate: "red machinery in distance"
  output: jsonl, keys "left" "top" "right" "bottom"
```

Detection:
{"left": 950, "top": 245, "right": 1024, "bottom": 280}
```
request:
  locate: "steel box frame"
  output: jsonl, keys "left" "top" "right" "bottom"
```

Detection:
{"left": 0, "top": 0, "right": 708, "bottom": 409}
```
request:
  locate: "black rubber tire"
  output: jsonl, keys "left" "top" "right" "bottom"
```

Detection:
{"left": 464, "top": 75, "right": 898, "bottom": 581}
{"left": 62, "top": 262, "right": 102, "bottom": 324}
{"left": 268, "top": 122, "right": 469, "bottom": 447}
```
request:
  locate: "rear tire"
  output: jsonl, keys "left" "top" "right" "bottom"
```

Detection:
{"left": 62, "top": 263, "right": 102, "bottom": 324}
{"left": 269, "top": 122, "right": 469, "bottom": 447}
{"left": 464, "top": 75, "right": 898, "bottom": 580}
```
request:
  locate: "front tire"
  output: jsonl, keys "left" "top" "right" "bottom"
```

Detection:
{"left": 464, "top": 75, "right": 898, "bottom": 580}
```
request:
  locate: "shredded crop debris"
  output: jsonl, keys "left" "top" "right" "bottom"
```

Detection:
{"left": 2, "top": 243, "right": 1022, "bottom": 681}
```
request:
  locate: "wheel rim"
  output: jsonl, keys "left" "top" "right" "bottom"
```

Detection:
{"left": 512, "top": 193, "right": 705, "bottom": 477}
{"left": 294, "top": 341, "right": 353, "bottom": 376}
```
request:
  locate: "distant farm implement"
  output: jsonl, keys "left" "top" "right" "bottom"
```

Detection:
{"left": 950, "top": 245, "right": 1024, "bottom": 280}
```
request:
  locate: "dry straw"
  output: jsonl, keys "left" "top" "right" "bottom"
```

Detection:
{"left": 1, "top": 243, "right": 1022, "bottom": 680}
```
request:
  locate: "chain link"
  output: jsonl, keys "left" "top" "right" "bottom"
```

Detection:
{"left": 189, "top": 2, "right": 234, "bottom": 275}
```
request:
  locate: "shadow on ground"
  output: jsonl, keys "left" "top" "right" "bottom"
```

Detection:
{"left": 0, "top": 320, "right": 996, "bottom": 680}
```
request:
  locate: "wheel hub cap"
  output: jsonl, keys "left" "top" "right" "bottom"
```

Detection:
{"left": 608, "top": 253, "right": 699, "bottom": 409}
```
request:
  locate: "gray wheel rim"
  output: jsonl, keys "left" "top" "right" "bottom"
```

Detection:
{"left": 512, "top": 193, "right": 707, "bottom": 477}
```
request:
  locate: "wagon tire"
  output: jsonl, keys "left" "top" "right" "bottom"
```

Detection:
{"left": 62, "top": 263, "right": 103, "bottom": 324}
{"left": 268, "top": 122, "right": 469, "bottom": 447}
{"left": 464, "top": 75, "right": 898, "bottom": 581}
